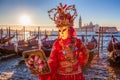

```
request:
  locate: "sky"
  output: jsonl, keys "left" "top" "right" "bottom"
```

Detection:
{"left": 0, "top": 0, "right": 120, "bottom": 30}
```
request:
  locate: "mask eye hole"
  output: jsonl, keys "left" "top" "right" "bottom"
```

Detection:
{"left": 63, "top": 29, "right": 66, "bottom": 32}
{"left": 59, "top": 30, "right": 61, "bottom": 32}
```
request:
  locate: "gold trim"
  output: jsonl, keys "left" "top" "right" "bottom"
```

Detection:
{"left": 57, "top": 66, "right": 82, "bottom": 75}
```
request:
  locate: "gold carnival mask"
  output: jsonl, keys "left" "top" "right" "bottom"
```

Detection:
{"left": 58, "top": 26, "right": 69, "bottom": 39}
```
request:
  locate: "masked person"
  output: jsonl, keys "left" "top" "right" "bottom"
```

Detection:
{"left": 39, "top": 3, "right": 89, "bottom": 80}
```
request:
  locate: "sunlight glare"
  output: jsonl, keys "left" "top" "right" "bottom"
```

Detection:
{"left": 20, "top": 15, "right": 31, "bottom": 25}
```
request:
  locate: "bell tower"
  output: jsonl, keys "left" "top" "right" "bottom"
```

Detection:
{"left": 79, "top": 16, "right": 82, "bottom": 28}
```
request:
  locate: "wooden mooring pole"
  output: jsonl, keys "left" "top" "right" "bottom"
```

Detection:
{"left": 98, "top": 27, "right": 101, "bottom": 58}
{"left": 101, "top": 27, "right": 104, "bottom": 53}
{"left": 16, "top": 29, "right": 18, "bottom": 42}
{"left": 15, "top": 29, "right": 18, "bottom": 55}
{"left": 23, "top": 26, "right": 25, "bottom": 40}
{"left": 0, "top": 28, "right": 3, "bottom": 39}
{"left": 38, "top": 26, "right": 42, "bottom": 49}
{"left": 85, "top": 26, "right": 88, "bottom": 44}
{"left": 8, "top": 27, "right": 11, "bottom": 44}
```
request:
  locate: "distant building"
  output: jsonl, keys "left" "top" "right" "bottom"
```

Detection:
{"left": 77, "top": 16, "right": 118, "bottom": 33}
{"left": 94, "top": 24, "right": 99, "bottom": 31}
{"left": 96, "top": 26, "right": 118, "bottom": 33}
{"left": 77, "top": 21, "right": 96, "bottom": 32}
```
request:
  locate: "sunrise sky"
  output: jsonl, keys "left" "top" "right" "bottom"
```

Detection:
{"left": 0, "top": 0, "right": 120, "bottom": 30}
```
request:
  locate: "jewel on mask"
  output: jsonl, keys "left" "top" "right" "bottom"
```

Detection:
{"left": 75, "top": 47, "right": 78, "bottom": 50}
{"left": 62, "top": 50, "right": 66, "bottom": 55}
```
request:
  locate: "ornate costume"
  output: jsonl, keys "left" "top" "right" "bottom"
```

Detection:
{"left": 39, "top": 28, "right": 88, "bottom": 80}
{"left": 39, "top": 3, "right": 88, "bottom": 80}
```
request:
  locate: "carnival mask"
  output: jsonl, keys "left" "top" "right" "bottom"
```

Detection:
{"left": 58, "top": 26, "right": 69, "bottom": 39}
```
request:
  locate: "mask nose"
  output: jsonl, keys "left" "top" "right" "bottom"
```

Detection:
{"left": 62, "top": 31, "right": 64, "bottom": 34}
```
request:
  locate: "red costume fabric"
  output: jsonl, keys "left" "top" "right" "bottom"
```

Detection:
{"left": 39, "top": 27, "right": 88, "bottom": 80}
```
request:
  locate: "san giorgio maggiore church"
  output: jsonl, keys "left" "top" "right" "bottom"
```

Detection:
{"left": 75, "top": 16, "right": 118, "bottom": 33}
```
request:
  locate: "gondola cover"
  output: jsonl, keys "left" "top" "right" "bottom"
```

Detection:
{"left": 22, "top": 49, "right": 50, "bottom": 75}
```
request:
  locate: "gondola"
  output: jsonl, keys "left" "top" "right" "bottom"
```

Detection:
{"left": 0, "top": 43, "right": 16, "bottom": 61}
{"left": 0, "top": 34, "right": 15, "bottom": 44}
{"left": 17, "top": 39, "right": 37, "bottom": 56}
{"left": 107, "top": 35, "right": 120, "bottom": 72}
{"left": 0, "top": 34, "right": 16, "bottom": 54}
{"left": 27, "top": 38, "right": 55, "bottom": 57}
{"left": 17, "top": 32, "right": 55, "bottom": 57}
{"left": 85, "top": 35, "right": 98, "bottom": 67}
{"left": 0, "top": 35, "right": 8, "bottom": 43}
{"left": 41, "top": 39, "right": 55, "bottom": 57}
{"left": 0, "top": 28, "right": 17, "bottom": 60}
{"left": 17, "top": 34, "right": 39, "bottom": 55}
{"left": 0, "top": 45, "right": 16, "bottom": 60}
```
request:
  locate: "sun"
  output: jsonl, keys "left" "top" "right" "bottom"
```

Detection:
{"left": 20, "top": 15, "right": 31, "bottom": 25}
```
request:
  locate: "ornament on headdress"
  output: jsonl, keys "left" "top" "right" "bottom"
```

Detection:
{"left": 48, "top": 3, "right": 77, "bottom": 27}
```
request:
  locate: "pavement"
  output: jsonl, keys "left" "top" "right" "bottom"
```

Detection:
{"left": 0, "top": 56, "right": 120, "bottom": 80}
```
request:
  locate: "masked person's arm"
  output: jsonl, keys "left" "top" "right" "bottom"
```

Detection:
{"left": 39, "top": 40, "right": 59, "bottom": 80}
{"left": 78, "top": 39, "right": 89, "bottom": 67}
